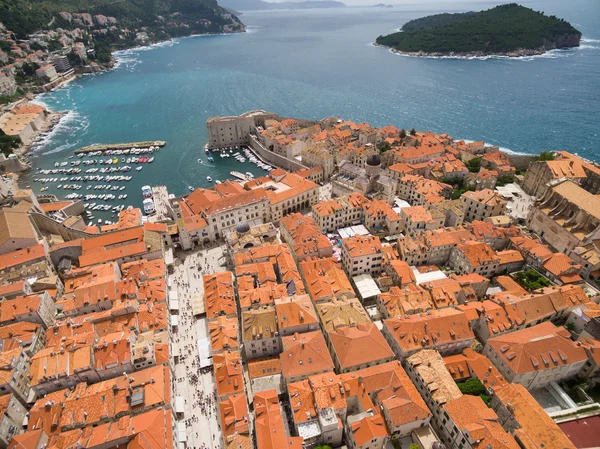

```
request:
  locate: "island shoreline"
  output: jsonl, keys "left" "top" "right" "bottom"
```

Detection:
{"left": 372, "top": 42, "right": 573, "bottom": 59}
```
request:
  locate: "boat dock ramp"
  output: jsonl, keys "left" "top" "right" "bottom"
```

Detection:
{"left": 230, "top": 171, "right": 252, "bottom": 181}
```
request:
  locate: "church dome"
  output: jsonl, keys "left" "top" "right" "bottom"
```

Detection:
{"left": 366, "top": 154, "right": 381, "bottom": 166}
{"left": 236, "top": 222, "right": 250, "bottom": 234}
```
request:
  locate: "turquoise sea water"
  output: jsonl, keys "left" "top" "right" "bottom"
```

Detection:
{"left": 25, "top": 0, "right": 600, "bottom": 220}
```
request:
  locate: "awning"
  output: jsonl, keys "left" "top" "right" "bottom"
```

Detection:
{"left": 174, "top": 396, "right": 185, "bottom": 414}
{"left": 176, "top": 422, "right": 187, "bottom": 442}
{"left": 192, "top": 294, "right": 205, "bottom": 316}
{"left": 352, "top": 274, "right": 381, "bottom": 299}
{"left": 197, "top": 337, "right": 212, "bottom": 368}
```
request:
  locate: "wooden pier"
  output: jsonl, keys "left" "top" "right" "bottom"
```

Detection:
{"left": 75, "top": 141, "right": 166, "bottom": 154}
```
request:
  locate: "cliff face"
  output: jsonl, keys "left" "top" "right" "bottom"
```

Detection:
{"left": 543, "top": 33, "right": 581, "bottom": 50}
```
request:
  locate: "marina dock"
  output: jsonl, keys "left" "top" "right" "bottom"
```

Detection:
{"left": 75, "top": 141, "right": 166, "bottom": 154}
{"left": 230, "top": 171, "right": 249, "bottom": 181}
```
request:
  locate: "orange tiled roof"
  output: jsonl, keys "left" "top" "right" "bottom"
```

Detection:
{"left": 275, "top": 295, "right": 318, "bottom": 330}
{"left": 299, "top": 257, "right": 354, "bottom": 302}
{"left": 445, "top": 395, "right": 519, "bottom": 449}
{"left": 287, "top": 379, "right": 318, "bottom": 423}
{"left": 219, "top": 394, "right": 249, "bottom": 437}
{"left": 280, "top": 331, "right": 334, "bottom": 380}
{"left": 247, "top": 357, "right": 281, "bottom": 379}
{"left": 384, "top": 308, "right": 474, "bottom": 354}
{"left": 497, "top": 250, "right": 524, "bottom": 265}
{"left": 541, "top": 253, "right": 582, "bottom": 283}
{"left": 254, "top": 390, "right": 303, "bottom": 449}
{"left": 208, "top": 316, "right": 239, "bottom": 353}
{"left": 0, "top": 244, "right": 46, "bottom": 270}
{"left": 329, "top": 323, "right": 393, "bottom": 370}
{"left": 486, "top": 322, "right": 587, "bottom": 375}
{"left": 456, "top": 241, "right": 500, "bottom": 267}
{"left": 0, "top": 294, "right": 43, "bottom": 323}
{"left": 204, "top": 272, "right": 236, "bottom": 319}
{"left": 28, "top": 365, "right": 170, "bottom": 435}
{"left": 378, "top": 285, "right": 433, "bottom": 316}
{"left": 214, "top": 350, "right": 244, "bottom": 398}
{"left": 342, "top": 234, "right": 383, "bottom": 258}
{"left": 494, "top": 275, "right": 527, "bottom": 297}
{"left": 494, "top": 384, "right": 576, "bottom": 449}
{"left": 350, "top": 414, "right": 388, "bottom": 447}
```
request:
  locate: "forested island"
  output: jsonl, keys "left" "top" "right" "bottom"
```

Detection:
{"left": 375, "top": 3, "right": 581, "bottom": 58}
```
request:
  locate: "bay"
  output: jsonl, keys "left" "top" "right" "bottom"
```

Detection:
{"left": 25, "top": 0, "right": 600, "bottom": 221}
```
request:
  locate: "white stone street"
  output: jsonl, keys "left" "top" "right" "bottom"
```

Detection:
{"left": 170, "top": 244, "right": 227, "bottom": 449}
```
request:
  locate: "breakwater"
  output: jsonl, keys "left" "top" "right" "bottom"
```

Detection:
{"left": 75, "top": 141, "right": 166, "bottom": 154}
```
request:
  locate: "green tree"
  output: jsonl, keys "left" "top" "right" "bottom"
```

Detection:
{"left": 495, "top": 175, "right": 514, "bottom": 186}
{"left": 467, "top": 157, "right": 482, "bottom": 173}
{"left": 0, "top": 130, "right": 20, "bottom": 156}
{"left": 315, "top": 445, "right": 332, "bottom": 449}
{"left": 409, "top": 444, "right": 421, "bottom": 449}
{"left": 410, "top": 128, "right": 417, "bottom": 136}
{"left": 457, "top": 378, "right": 486, "bottom": 396}
{"left": 378, "top": 142, "right": 392, "bottom": 153}
{"left": 514, "top": 270, "right": 551, "bottom": 291}
{"left": 535, "top": 151, "right": 555, "bottom": 161}
{"left": 399, "top": 129, "right": 407, "bottom": 139}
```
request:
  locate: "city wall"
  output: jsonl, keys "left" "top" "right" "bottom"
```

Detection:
{"left": 249, "top": 135, "right": 307, "bottom": 172}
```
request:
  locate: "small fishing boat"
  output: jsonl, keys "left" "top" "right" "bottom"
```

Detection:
{"left": 188, "top": 186, "right": 194, "bottom": 191}
{"left": 136, "top": 166, "right": 143, "bottom": 171}
{"left": 207, "top": 176, "right": 213, "bottom": 182}
{"left": 207, "top": 156, "right": 214, "bottom": 162}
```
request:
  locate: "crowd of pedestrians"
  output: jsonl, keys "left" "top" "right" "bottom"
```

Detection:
{"left": 171, "top": 246, "right": 227, "bottom": 449}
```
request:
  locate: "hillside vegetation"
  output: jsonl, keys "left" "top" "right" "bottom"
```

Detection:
{"left": 375, "top": 3, "right": 581, "bottom": 55}
{"left": 0, "top": 0, "right": 243, "bottom": 37}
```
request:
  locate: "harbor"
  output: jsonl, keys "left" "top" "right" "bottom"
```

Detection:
{"left": 23, "top": 141, "right": 276, "bottom": 225}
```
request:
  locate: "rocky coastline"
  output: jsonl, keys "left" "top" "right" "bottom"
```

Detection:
{"left": 374, "top": 42, "right": 578, "bottom": 59}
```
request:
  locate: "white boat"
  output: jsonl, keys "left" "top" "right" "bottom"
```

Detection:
{"left": 197, "top": 159, "right": 203, "bottom": 164}
{"left": 215, "top": 180, "right": 221, "bottom": 184}
{"left": 188, "top": 186, "right": 194, "bottom": 191}
{"left": 136, "top": 166, "right": 143, "bottom": 171}
{"left": 148, "top": 157, "right": 154, "bottom": 163}
{"left": 207, "top": 176, "right": 213, "bottom": 182}
{"left": 143, "top": 198, "right": 155, "bottom": 215}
